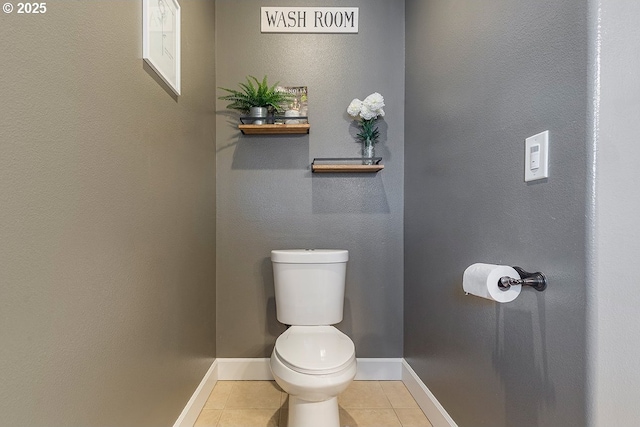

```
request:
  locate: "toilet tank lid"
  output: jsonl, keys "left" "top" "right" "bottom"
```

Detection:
{"left": 271, "top": 249, "right": 348, "bottom": 263}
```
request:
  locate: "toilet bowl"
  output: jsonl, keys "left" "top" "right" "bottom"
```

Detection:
{"left": 269, "top": 249, "right": 356, "bottom": 427}
{"left": 270, "top": 326, "right": 356, "bottom": 427}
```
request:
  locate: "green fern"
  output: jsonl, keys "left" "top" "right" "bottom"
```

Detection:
{"left": 218, "top": 76, "right": 294, "bottom": 114}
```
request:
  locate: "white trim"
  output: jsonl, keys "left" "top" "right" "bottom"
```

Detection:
{"left": 402, "top": 360, "right": 458, "bottom": 427}
{"left": 354, "top": 358, "right": 403, "bottom": 380}
{"left": 172, "top": 360, "right": 218, "bottom": 427}
{"left": 217, "top": 358, "right": 274, "bottom": 380}
{"left": 215, "top": 357, "right": 404, "bottom": 381}
{"left": 173, "top": 358, "right": 457, "bottom": 427}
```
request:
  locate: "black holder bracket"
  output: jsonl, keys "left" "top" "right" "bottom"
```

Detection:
{"left": 239, "top": 115, "right": 309, "bottom": 124}
{"left": 498, "top": 267, "right": 547, "bottom": 292}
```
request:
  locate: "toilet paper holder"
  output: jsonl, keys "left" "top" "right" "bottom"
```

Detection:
{"left": 498, "top": 267, "right": 547, "bottom": 292}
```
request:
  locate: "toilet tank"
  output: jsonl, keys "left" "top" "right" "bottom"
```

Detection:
{"left": 271, "top": 249, "right": 349, "bottom": 326}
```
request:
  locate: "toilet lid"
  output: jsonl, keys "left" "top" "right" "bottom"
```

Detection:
{"left": 275, "top": 326, "right": 355, "bottom": 375}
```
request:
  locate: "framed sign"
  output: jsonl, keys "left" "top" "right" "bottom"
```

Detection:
{"left": 261, "top": 7, "right": 359, "bottom": 33}
{"left": 143, "top": 0, "right": 181, "bottom": 95}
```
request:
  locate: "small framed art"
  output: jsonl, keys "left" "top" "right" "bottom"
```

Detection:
{"left": 143, "top": 0, "right": 181, "bottom": 95}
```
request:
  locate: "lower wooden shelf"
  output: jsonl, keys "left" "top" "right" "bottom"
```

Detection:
{"left": 238, "top": 123, "right": 310, "bottom": 135}
{"left": 311, "top": 157, "right": 384, "bottom": 173}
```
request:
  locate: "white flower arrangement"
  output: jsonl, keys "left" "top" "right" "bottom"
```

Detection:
{"left": 347, "top": 92, "right": 385, "bottom": 143}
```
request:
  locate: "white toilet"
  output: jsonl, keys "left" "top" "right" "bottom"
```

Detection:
{"left": 269, "top": 249, "right": 357, "bottom": 427}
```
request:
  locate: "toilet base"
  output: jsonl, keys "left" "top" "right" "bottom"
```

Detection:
{"left": 287, "top": 395, "right": 339, "bottom": 427}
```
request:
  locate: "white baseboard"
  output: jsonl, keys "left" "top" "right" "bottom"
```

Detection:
{"left": 216, "top": 357, "right": 404, "bottom": 381}
{"left": 172, "top": 359, "right": 218, "bottom": 427}
{"left": 217, "top": 358, "right": 273, "bottom": 380}
{"left": 354, "top": 358, "right": 403, "bottom": 380}
{"left": 402, "top": 360, "right": 458, "bottom": 427}
{"left": 174, "top": 358, "right": 457, "bottom": 427}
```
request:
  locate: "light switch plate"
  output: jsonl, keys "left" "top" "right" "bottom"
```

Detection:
{"left": 525, "top": 130, "right": 549, "bottom": 182}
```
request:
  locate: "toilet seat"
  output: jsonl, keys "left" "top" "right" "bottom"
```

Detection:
{"left": 274, "top": 326, "right": 355, "bottom": 375}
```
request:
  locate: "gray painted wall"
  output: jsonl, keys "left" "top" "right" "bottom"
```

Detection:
{"left": 589, "top": 0, "right": 640, "bottom": 424}
{"left": 404, "top": 1, "right": 589, "bottom": 426}
{"left": 0, "top": 2, "right": 216, "bottom": 426}
{"left": 215, "top": 0, "right": 405, "bottom": 357}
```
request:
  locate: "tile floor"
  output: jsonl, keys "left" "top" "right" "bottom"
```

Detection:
{"left": 194, "top": 380, "right": 433, "bottom": 427}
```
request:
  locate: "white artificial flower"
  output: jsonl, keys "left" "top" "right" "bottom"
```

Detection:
{"left": 359, "top": 104, "right": 378, "bottom": 120}
{"left": 347, "top": 99, "right": 363, "bottom": 117}
{"left": 346, "top": 92, "right": 385, "bottom": 143}
{"left": 363, "top": 92, "right": 385, "bottom": 112}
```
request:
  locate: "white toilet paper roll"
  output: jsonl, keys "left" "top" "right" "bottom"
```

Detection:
{"left": 463, "top": 263, "right": 521, "bottom": 303}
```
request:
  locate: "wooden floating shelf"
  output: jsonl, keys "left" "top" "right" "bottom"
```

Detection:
{"left": 238, "top": 116, "right": 310, "bottom": 135}
{"left": 312, "top": 157, "right": 384, "bottom": 173}
{"left": 238, "top": 124, "right": 310, "bottom": 135}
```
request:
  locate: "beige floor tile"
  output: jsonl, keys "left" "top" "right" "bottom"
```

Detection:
{"left": 225, "top": 381, "right": 284, "bottom": 409}
{"left": 380, "top": 381, "right": 419, "bottom": 409}
{"left": 338, "top": 381, "right": 391, "bottom": 409}
{"left": 204, "top": 381, "right": 235, "bottom": 409}
{"left": 194, "top": 380, "right": 433, "bottom": 427}
{"left": 194, "top": 408, "right": 222, "bottom": 427}
{"left": 394, "top": 408, "right": 432, "bottom": 427}
{"left": 217, "top": 409, "right": 280, "bottom": 427}
{"left": 340, "top": 408, "right": 402, "bottom": 427}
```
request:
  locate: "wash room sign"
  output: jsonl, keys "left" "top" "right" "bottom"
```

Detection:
{"left": 261, "top": 7, "right": 359, "bottom": 33}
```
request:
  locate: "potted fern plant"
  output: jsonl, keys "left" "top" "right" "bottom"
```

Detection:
{"left": 218, "top": 75, "right": 293, "bottom": 124}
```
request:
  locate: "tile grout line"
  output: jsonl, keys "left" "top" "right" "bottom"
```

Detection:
{"left": 221, "top": 381, "right": 234, "bottom": 411}
{"left": 380, "top": 380, "right": 406, "bottom": 427}
{"left": 379, "top": 380, "right": 402, "bottom": 424}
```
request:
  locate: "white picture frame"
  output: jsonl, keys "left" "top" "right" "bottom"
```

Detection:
{"left": 143, "top": 0, "right": 181, "bottom": 95}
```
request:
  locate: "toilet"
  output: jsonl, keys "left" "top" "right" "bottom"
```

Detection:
{"left": 269, "top": 249, "right": 356, "bottom": 427}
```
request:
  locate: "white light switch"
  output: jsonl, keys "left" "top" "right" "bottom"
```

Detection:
{"left": 525, "top": 130, "right": 549, "bottom": 182}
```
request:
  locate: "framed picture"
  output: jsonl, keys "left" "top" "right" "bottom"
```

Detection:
{"left": 143, "top": 0, "right": 181, "bottom": 95}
